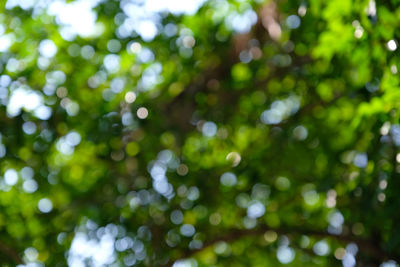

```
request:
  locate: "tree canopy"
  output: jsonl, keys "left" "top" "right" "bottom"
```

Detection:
{"left": 0, "top": 0, "right": 399, "bottom": 266}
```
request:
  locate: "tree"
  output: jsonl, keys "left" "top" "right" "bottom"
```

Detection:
{"left": 0, "top": 0, "right": 399, "bottom": 266}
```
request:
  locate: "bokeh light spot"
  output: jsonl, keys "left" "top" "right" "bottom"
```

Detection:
{"left": 38, "top": 198, "right": 53, "bottom": 213}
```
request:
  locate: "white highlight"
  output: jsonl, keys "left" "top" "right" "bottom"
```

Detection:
{"left": 48, "top": 0, "right": 102, "bottom": 39}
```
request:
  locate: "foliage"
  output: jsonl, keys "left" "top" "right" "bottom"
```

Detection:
{"left": 0, "top": 0, "right": 399, "bottom": 266}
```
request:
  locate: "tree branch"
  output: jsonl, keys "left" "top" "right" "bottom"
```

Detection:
{"left": 0, "top": 240, "right": 24, "bottom": 265}
{"left": 164, "top": 224, "right": 399, "bottom": 266}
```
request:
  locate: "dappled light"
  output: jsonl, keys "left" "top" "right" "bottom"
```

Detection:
{"left": 0, "top": 0, "right": 400, "bottom": 266}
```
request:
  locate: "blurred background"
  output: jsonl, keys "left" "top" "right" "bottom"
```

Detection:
{"left": 0, "top": 0, "right": 400, "bottom": 266}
